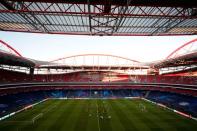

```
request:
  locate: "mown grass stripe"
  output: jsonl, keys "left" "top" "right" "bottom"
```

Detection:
{"left": 115, "top": 99, "right": 151, "bottom": 131}
{"left": 98, "top": 99, "right": 112, "bottom": 131}
{"left": 74, "top": 100, "right": 89, "bottom": 131}
{"left": 59, "top": 100, "right": 85, "bottom": 131}
{"left": 30, "top": 100, "right": 63, "bottom": 131}
{"left": 109, "top": 100, "right": 139, "bottom": 131}
{"left": 122, "top": 99, "right": 167, "bottom": 131}
{"left": 86, "top": 99, "right": 100, "bottom": 131}
{"left": 46, "top": 100, "right": 75, "bottom": 131}
{"left": 106, "top": 99, "right": 125, "bottom": 131}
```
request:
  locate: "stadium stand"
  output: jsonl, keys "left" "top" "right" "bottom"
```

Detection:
{"left": 147, "top": 91, "right": 197, "bottom": 117}
{"left": 0, "top": 91, "right": 46, "bottom": 117}
{"left": 0, "top": 69, "right": 196, "bottom": 85}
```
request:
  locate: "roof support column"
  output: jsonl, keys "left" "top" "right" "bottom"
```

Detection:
{"left": 87, "top": 0, "right": 92, "bottom": 34}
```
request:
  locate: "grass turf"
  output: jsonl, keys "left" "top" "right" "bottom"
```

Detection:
{"left": 0, "top": 99, "right": 197, "bottom": 131}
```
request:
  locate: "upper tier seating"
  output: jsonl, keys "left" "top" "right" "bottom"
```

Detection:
{"left": 0, "top": 69, "right": 196, "bottom": 85}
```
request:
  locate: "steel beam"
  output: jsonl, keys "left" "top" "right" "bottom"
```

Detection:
{"left": 0, "top": 0, "right": 49, "bottom": 32}
{"left": 87, "top": 0, "right": 92, "bottom": 34}
{"left": 111, "top": 0, "right": 132, "bottom": 34}
{"left": 5, "top": 0, "right": 197, "bottom": 8}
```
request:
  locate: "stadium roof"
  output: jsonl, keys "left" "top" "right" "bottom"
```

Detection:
{"left": 151, "top": 38, "right": 197, "bottom": 68}
{"left": 0, "top": 0, "right": 197, "bottom": 36}
{"left": 152, "top": 52, "right": 197, "bottom": 68}
{"left": 0, "top": 50, "right": 35, "bottom": 67}
{"left": 0, "top": 39, "right": 51, "bottom": 67}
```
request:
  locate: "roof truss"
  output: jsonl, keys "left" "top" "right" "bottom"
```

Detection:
{"left": 0, "top": 0, "right": 197, "bottom": 36}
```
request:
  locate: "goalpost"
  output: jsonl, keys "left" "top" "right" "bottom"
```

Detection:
{"left": 32, "top": 113, "right": 43, "bottom": 124}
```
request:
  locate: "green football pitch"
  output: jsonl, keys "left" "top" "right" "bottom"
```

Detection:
{"left": 0, "top": 99, "right": 197, "bottom": 131}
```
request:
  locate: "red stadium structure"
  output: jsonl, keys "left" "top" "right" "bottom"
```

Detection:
{"left": 167, "top": 38, "right": 197, "bottom": 59}
{"left": 0, "top": 40, "right": 22, "bottom": 57}
{"left": 41, "top": 54, "right": 146, "bottom": 70}
{"left": 152, "top": 38, "right": 197, "bottom": 75}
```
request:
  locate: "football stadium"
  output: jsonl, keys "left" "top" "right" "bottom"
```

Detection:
{"left": 0, "top": 0, "right": 197, "bottom": 131}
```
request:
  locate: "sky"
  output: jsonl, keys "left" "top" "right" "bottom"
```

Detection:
{"left": 0, "top": 31, "right": 197, "bottom": 62}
